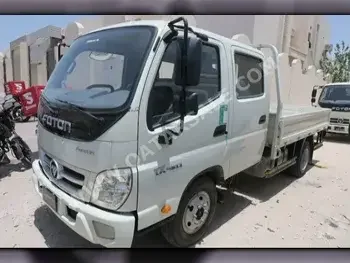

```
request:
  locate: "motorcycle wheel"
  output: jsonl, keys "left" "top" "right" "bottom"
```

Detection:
{"left": 13, "top": 106, "right": 30, "bottom": 123}
{"left": 11, "top": 137, "right": 33, "bottom": 168}
{"left": 20, "top": 140, "right": 33, "bottom": 168}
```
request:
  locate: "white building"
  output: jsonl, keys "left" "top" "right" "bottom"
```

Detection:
{"left": 1, "top": 15, "right": 330, "bottom": 94}
{"left": 3, "top": 25, "right": 61, "bottom": 88}
{"left": 194, "top": 15, "right": 329, "bottom": 69}
{"left": 62, "top": 15, "right": 329, "bottom": 69}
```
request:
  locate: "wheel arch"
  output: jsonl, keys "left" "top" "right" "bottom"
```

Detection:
{"left": 292, "top": 135, "right": 314, "bottom": 160}
{"left": 182, "top": 165, "right": 225, "bottom": 197}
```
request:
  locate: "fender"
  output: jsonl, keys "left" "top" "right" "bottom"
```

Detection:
{"left": 180, "top": 165, "right": 225, "bottom": 199}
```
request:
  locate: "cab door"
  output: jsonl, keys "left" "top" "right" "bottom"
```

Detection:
{"left": 227, "top": 46, "right": 269, "bottom": 176}
{"left": 135, "top": 36, "right": 231, "bottom": 231}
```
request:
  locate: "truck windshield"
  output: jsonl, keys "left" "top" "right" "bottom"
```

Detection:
{"left": 43, "top": 26, "right": 156, "bottom": 110}
{"left": 319, "top": 85, "right": 350, "bottom": 102}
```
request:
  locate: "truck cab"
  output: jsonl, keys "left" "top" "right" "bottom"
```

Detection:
{"left": 32, "top": 18, "right": 329, "bottom": 248}
{"left": 312, "top": 82, "right": 350, "bottom": 136}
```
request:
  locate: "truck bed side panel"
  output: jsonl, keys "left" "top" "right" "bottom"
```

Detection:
{"left": 267, "top": 105, "right": 331, "bottom": 147}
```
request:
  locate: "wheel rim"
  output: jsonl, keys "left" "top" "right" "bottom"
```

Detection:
{"left": 182, "top": 191, "right": 211, "bottom": 235}
{"left": 300, "top": 145, "right": 310, "bottom": 172}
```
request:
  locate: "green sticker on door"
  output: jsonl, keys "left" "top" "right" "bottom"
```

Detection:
{"left": 219, "top": 104, "right": 228, "bottom": 125}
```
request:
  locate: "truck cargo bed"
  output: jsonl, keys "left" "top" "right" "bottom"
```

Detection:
{"left": 267, "top": 104, "right": 331, "bottom": 148}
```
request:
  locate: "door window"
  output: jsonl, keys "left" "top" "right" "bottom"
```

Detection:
{"left": 147, "top": 41, "right": 221, "bottom": 130}
{"left": 234, "top": 53, "right": 264, "bottom": 99}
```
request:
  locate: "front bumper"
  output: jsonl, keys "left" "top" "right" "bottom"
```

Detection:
{"left": 32, "top": 160, "right": 135, "bottom": 248}
{"left": 327, "top": 124, "right": 349, "bottom": 135}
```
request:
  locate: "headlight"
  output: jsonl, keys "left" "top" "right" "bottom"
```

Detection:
{"left": 91, "top": 168, "right": 132, "bottom": 210}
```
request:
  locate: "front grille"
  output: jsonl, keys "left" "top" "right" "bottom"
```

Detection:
{"left": 41, "top": 153, "right": 85, "bottom": 190}
{"left": 330, "top": 118, "right": 350, "bottom": 125}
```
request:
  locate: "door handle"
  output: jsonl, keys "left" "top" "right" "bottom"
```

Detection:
{"left": 213, "top": 124, "right": 227, "bottom": 137}
{"left": 259, "top": 115, "right": 266, "bottom": 124}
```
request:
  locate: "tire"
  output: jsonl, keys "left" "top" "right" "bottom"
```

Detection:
{"left": 20, "top": 140, "right": 33, "bottom": 168}
{"left": 289, "top": 140, "right": 311, "bottom": 178}
{"left": 11, "top": 137, "right": 33, "bottom": 168}
{"left": 161, "top": 176, "right": 217, "bottom": 247}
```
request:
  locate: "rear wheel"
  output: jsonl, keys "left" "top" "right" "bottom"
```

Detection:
{"left": 161, "top": 176, "right": 217, "bottom": 247}
{"left": 289, "top": 140, "right": 311, "bottom": 178}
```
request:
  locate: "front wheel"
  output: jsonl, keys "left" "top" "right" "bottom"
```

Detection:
{"left": 11, "top": 137, "right": 33, "bottom": 168}
{"left": 161, "top": 176, "right": 217, "bottom": 247}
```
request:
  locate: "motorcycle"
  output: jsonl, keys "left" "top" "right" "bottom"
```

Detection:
{"left": 0, "top": 94, "right": 33, "bottom": 168}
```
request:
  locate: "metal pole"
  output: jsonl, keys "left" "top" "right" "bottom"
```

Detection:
{"left": 257, "top": 44, "right": 283, "bottom": 160}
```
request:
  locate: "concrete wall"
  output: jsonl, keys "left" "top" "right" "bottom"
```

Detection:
{"left": 63, "top": 15, "right": 256, "bottom": 45}
{"left": 0, "top": 14, "right": 330, "bottom": 93}
{"left": 253, "top": 15, "right": 284, "bottom": 50}
{"left": 0, "top": 53, "right": 4, "bottom": 94}
{"left": 30, "top": 38, "right": 49, "bottom": 86}
{"left": 6, "top": 25, "right": 62, "bottom": 87}
{"left": 19, "top": 42, "right": 30, "bottom": 87}
{"left": 10, "top": 36, "right": 28, "bottom": 86}
{"left": 313, "top": 16, "right": 330, "bottom": 68}
{"left": 27, "top": 26, "right": 62, "bottom": 86}
{"left": 9, "top": 40, "right": 30, "bottom": 87}
{"left": 234, "top": 34, "right": 329, "bottom": 106}
{"left": 4, "top": 49, "right": 13, "bottom": 83}
{"left": 194, "top": 15, "right": 256, "bottom": 41}
{"left": 288, "top": 15, "right": 329, "bottom": 69}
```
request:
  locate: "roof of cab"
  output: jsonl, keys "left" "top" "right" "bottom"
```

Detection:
{"left": 325, "top": 82, "right": 350, "bottom": 86}
{"left": 87, "top": 19, "right": 263, "bottom": 57}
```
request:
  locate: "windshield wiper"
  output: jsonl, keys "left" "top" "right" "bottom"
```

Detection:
{"left": 55, "top": 99, "right": 104, "bottom": 122}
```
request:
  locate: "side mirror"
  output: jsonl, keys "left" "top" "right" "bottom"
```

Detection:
{"left": 185, "top": 92, "right": 199, "bottom": 115}
{"left": 311, "top": 89, "right": 317, "bottom": 98}
{"left": 311, "top": 98, "right": 316, "bottom": 103}
{"left": 173, "top": 91, "right": 199, "bottom": 116}
{"left": 174, "top": 37, "right": 203, "bottom": 86}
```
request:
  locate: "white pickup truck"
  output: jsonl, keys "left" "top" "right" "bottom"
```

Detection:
{"left": 31, "top": 17, "right": 331, "bottom": 248}
{"left": 312, "top": 82, "right": 350, "bottom": 136}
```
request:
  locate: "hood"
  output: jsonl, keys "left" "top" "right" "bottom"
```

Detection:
{"left": 38, "top": 94, "right": 129, "bottom": 142}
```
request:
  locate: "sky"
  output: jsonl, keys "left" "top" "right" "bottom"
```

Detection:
{"left": 327, "top": 15, "right": 349, "bottom": 46}
{"left": 0, "top": 15, "right": 347, "bottom": 53}
{"left": 0, "top": 15, "right": 93, "bottom": 52}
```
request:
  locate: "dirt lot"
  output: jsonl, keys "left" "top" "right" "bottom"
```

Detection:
{"left": 0, "top": 121, "right": 349, "bottom": 248}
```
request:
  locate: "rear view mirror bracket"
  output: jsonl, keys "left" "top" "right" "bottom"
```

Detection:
{"left": 161, "top": 16, "right": 202, "bottom": 141}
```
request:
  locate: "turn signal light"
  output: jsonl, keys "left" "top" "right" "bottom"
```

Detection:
{"left": 161, "top": 204, "right": 172, "bottom": 214}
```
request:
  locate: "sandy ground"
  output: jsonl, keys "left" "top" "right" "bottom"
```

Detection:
{"left": 0, "top": 121, "right": 349, "bottom": 248}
